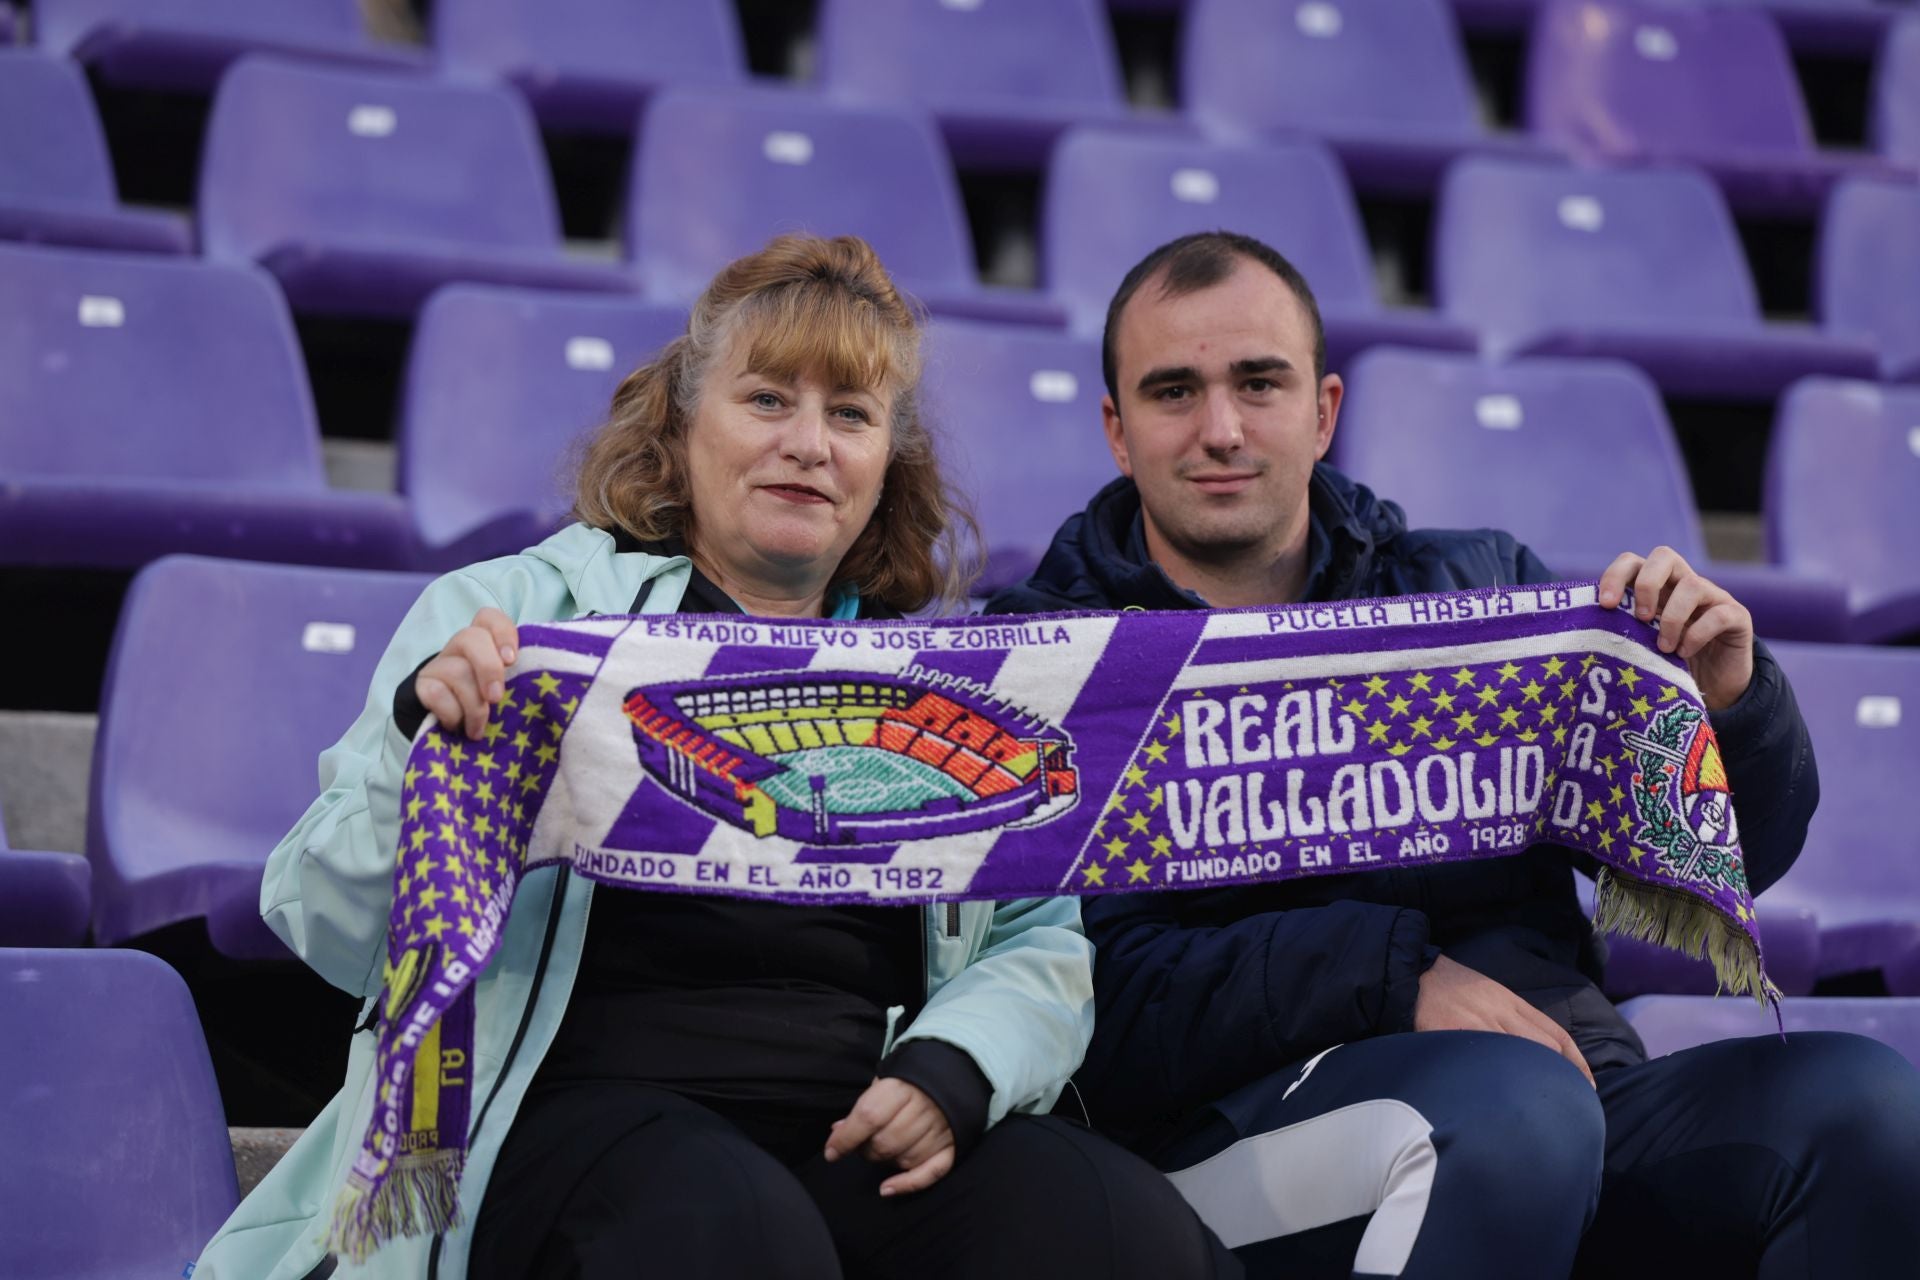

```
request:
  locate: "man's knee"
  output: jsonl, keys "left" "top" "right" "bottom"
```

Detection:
{"left": 1754, "top": 1032, "right": 1920, "bottom": 1181}
{"left": 1428, "top": 1035, "right": 1606, "bottom": 1211}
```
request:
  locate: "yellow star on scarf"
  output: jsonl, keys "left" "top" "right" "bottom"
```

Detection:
{"left": 1126, "top": 812, "right": 1151, "bottom": 835}
{"left": 448, "top": 742, "right": 467, "bottom": 766}
{"left": 534, "top": 672, "right": 563, "bottom": 698}
{"left": 1616, "top": 666, "right": 1643, "bottom": 691}
{"left": 481, "top": 722, "right": 505, "bottom": 745}
{"left": 422, "top": 915, "right": 449, "bottom": 940}
{"left": 1388, "top": 742, "right": 1414, "bottom": 757}
{"left": 1149, "top": 835, "right": 1173, "bottom": 858}
{"left": 1453, "top": 711, "right": 1478, "bottom": 733}
{"left": 1618, "top": 813, "right": 1634, "bottom": 835}
{"left": 1341, "top": 697, "right": 1368, "bottom": 719}
{"left": 1537, "top": 704, "right": 1560, "bottom": 724}
{"left": 1543, "top": 656, "right": 1567, "bottom": 678}
{"left": 406, "top": 795, "right": 425, "bottom": 821}
{"left": 1475, "top": 732, "right": 1498, "bottom": 747}
{"left": 1519, "top": 679, "right": 1545, "bottom": 704}
{"left": 1628, "top": 847, "right": 1645, "bottom": 865}
{"left": 1597, "top": 830, "right": 1615, "bottom": 853}
{"left": 1558, "top": 679, "right": 1578, "bottom": 702}
{"left": 1081, "top": 863, "right": 1108, "bottom": 887}
{"left": 409, "top": 827, "right": 429, "bottom": 852}
{"left": 1609, "top": 785, "right": 1626, "bottom": 806}
{"left": 1580, "top": 654, "right": 1599, "bottom": 672}
{"left": 1495, "top": 662, "right": 1523, "bottom": 683}
{"left": 1517, "top": 730, "right": 1539, "bottom": 743}
{"left": 1128, "top": 860, "right": 1152, "bottom": 885}
{"left": 1408, "top": 671, "right": 1434, "bottom": 693}
{"left": 1409, "top": 715, "right": 1434, "bottom": 739}
{"left": 1597, "top": 755, "right": 1618, "bottom": 780}
{"left": 1162, "top": 711, "right": 1181, "bottom": 736}
{"left": 1430, "top": 690, "right": 1457, "bottom": 714}
{"left": 1432, "top": 736, "right": 1457, "bottom": 751}
{"left": 1367, "top": 721, "right": 1391, "bottom": 744}
{"left": 1362, "top": 674, "right": 1390, "bottom": 698}
{"left": 1551, "top": 726, "right": 1568, "bottom": 746}
{"left": 1386, "top": 694, "right": 1412, "bottom": 718}
{"left": 418, "top": 885, "right": 445, "bottom": 911}
{"left": 1497, "top": 707, "right": 1522, "bottom": 729}
{"left": 404, "top": 765, "right": 421, "bottom": 790}
{"left": 1104, "top": 837, "right": 1128, "bottom": 861}
{"left": 1123, "top": 763, "right": 1149, "bottom": 789}
{"left": 1629, "top": 696, "right": 1653, "bottom": 720}
{"left": 1104, "top": 793, "right": 1129, "bottom": 815}
{"left": 1143, "top": 740, "right": 1169, "bottom": 765}
{"left": 1452, "top": 666, "right": 1478, "bottom": 687}
{"left": 1586, "top": 800, "right": 1605, "bottom": 823}
{"left": 1147, "top": 788, "right": 1165, "bottom": 811}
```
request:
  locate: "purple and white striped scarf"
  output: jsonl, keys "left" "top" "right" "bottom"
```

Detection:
{"left": 326, "top": 581, "right": 1774, "bottom": 1260}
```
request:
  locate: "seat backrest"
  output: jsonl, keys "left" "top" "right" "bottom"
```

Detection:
{"left": 199, "top": 56, "right": 562, "bottom": 263}
{"left": 402, "top": 286, "right": 685, "bottom": 548}
{"left": 1766, "top": 377, "right": 1920, "bottom": 601}
{"left": 89, "top": 556, "right": 431, "bottom": 895}
{"left": 1527, "top": 0, "right": 1813, "bottom": 159}
{"left": 34, "top": 0, "right": 362, "bottom": 59}
{"left": 1183, "top": 0, "right": 1484, "bottom": 141}
{"left": 627, "top": 87, "right": 977, "bottom": 303}
{"left": 0, "top": 50, "right": 120, "bottom": 208}
{"left": 1818, "top": 177, "right": 1920, "bottom": 376}
{"left": 1872, "top": 16, "right": 1920, "bottom": 166}
{"left": 0, "top": 947, "right": 238, "bottom": 1280}
{"left": 816, "top": 0, "right": 1125, "bottom": 116}
{"left": 1041, "top": 130, "right": 1379, "bottom": 335}
{"left": 0, "top": 243, "right": 323, "bottom": 486}
{"left": 1335, "top": 349, "right": 1705, "bottom": 567}
{"left": 1434, "top": 157, "right": 1760, "bottom": 348}
{"left": 921, "top": 321, "right": 1113, "bottom": 582}
{"left": 1765, "top": 642, "right": 1920, "bottom": 912}
{"left": 434, "top": 0, "right": 743, "bottom": 93}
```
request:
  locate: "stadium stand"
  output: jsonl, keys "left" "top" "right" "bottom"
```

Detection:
{"left": 1819, "top": 177, "right": 1920, "bottom": 383}
{"left": 0, "top": 801, "right": 91, "bottom": 948}
{"left": 198, "top": 56, "right": 632, "bottom": 318}
{"left": 0, "top": 241, "right": 412, "bottom": 570}
{"left": 626, "top": 86, "right": 1066, "bottom": 326}
{"left": 1622, "top": 994, "right": 1920, "bottom": 1067}
{"left": 1333, "top": 348, "right": 1851, "bottom": 640}
{"left": 919, "top": 320, "right": 1111, "bottom": 591}
{"left": 1433, "top": 157, "right": 1879, "bottom": 396}
{"left": 815, "top": 0, "right": 1139, "bottom": 169}
{"left": 432, "top": 0, "right": 746, "bottom": 134}
{"left": 86, "top": 556, "right": 431, "bottom": 957}
{"left": 1704, "top": 0, "right": 1907, "bottom": 56}
{"left": 1873, "top": 15, "right": 1920, "bottom": 167}
{"left": 401, "top": 285, "right": 685, "bottom": 567}
{"left": 1761, "top": 643, "right": 1920, "bottom": 991}
{"left": 0, "top": 49, "right": 192, "bottom": 254}
{"left": 0, "top": 947, "right": 239, "bottom": 1279}
{"left": 32, "top": 0, "right": 424, "bottom": 92}
{"left": 1040, "top": 128, "right": 1477, "bottom": 364}
{"left": 1767, "top": 377, "right": 1920, "bottom": 643}
{"left": 1182, "top": 0, "right": 1556, "bottom": 193}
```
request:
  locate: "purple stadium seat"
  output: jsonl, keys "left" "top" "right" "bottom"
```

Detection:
{"left": 0, "top": 803, "right": 91, "bottom": 947}
{"left": 402, "top": 285, "right": 685, "bottom": 568}
{"left": 1873, "top": 16, "right": 1920, "bottom": 168}
{"left": 1703, "top": 0, "right": 1904, "bottom": 56}
{"left": 921, "top": 322, "right": 1113, "bottom": 591}
{"left": 199, "top": 57, "right": 631, "bottom": 319}
{"left": 0, "top": 50, "right": 190, "bottom": 254}
{"left": 1576, "top": 874, "right": 1822, "bottom": 999}
{"left": 433, "top": 0, "right": 745, "bottom": 133}
{"left": 815, "top": 0, "right": 1137, "bottom": 170}
{"left": 1434, "top": 157, "right": 1878, "bottom": 398}
{"left": 1040, "top": 129, "right": 1477, "bottom": 366}
{"left": 1819, "top": 178, "right": 1920, "bottom": 382}
{"left": 88, "top": 556, "right": 431, "bottom": 959}
{"left": 1334, "top": 349, "right": 1850, "bottom": 640}
{"left": 1183, "top": 0, "right": 1556, "bottom": 194}
{"left": 0, "top": 242, "right": 411, "bottom": 570}
{"left": 1761, "top": 643, "right": 1920, "bottom": 990}
{"left": 0, "top": 948, "right": 238, "bottom": 1280}
{"left": 1767, "top": 378, "right": 1920, "bottom": 642}
{"left": 1620, "top": 995, "right": 1920, "bottom": 1066}
{"left": 33, "top": 0, "right": 422, "bottom": 91}
{"left": 1526, "top": 0, "right": 1906, "bottom": 217}
{"left": 627, "top": 87, "right": 1063, "bottom": 327}
{"left": 1447, "top": 0, "right": 1544, "bottom": 33}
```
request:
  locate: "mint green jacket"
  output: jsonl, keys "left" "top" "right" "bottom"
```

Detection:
{"left": 193, "top": 524, "right": 1095, "bottom": 1280}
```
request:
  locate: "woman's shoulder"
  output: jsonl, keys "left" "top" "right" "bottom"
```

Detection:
{"left": 429, "top": 523, "right": 675, "bottom": 622}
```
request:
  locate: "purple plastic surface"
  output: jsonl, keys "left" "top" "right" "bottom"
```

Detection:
{"left": 1039, "top": 129, "right": 1476, "bottom": 364}
{"left": 815, "top": 0, "right": 1133, "bottom": 169}
{"left": 87, "top": 556, "right": 432, "bottom": 957}
{"left": 0, "top": 949, "right": 239, "bottom": 1279}
{"left": 1434, "top": 157, "right": 1878, "bottom": 397}
{"left": 0, "top": 50, "right": 190, "bottom": 254}
{"left": 1578, "top": 874, "right": 1822, "bottom": 997}
{"left": 402, "top": 285, "right": 686, "bottom": 565}
{"left": 627, "top": 86, "right": 1061, "bottom": 326}
{"left": 434, "top": 0, "right": 744, "bottom": 133}
{"left": 1819, "top": 177, "right": 1920, "bottom": 382}
{"left": 1762, "top": 643, "right": 1920, "bottom": 988}
{"left": 1767, "top": 378, "right": 1920, "bottom": 643}
{"left": 1622, "top": 994, "right": 1920, "bottom": 1066}
{"left": 920, "top": 321, "right": 1115, "bottom": 592}
{"left": 199, "top": 56, "right": 630, "bottom": 318}
{"left": 1874, "top": 16, "right": 1920, "bottom": 168}
{"left": 0, "top": 242, "right": 412, "bottom": 570}
{"left": 0, "top": 849, "right": 91, "bottom": 947}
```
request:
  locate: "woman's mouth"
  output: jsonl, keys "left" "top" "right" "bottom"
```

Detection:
{"left": 761, "top": 483, "right": 832, "bottom": 505}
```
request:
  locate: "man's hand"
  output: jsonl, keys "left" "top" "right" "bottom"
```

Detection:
{"left": 1598, "top": 547, "right": 1754, "bottom": 711}
{"left": 824, "top": 1078, "right": 956, "bottom": 1197}
{"left": 1415, "top": 955, "right": 1595, "bottom": 1086}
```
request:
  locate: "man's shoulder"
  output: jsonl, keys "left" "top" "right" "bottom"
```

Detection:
{"left": 1361, "top": 522, "right": 1552, "bottom": 596}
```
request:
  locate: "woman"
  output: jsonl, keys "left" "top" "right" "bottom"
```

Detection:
{"left": 194, "top": 236, "right": 1237, "bottom": 1279}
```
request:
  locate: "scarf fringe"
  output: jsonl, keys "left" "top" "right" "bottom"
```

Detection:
{"left": 1592, "top": 868, "right": 1782, "bottom": 1004}
{"left": 324, "top": 1150, "right": 464, "bottom": 1265}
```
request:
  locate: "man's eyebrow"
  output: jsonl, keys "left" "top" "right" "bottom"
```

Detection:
{"left": 1229, "top": 356, "right": 1292, "bottom": 377}
{"left": 1135, "top": 365, "right": 1199, "bottom": 393}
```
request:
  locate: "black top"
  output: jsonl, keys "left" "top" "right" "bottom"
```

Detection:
{"left": 394, "top": 540, "right": 993, "bottom": 1160}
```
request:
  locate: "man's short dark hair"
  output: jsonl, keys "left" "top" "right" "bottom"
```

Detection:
{"left": 1100, "top": 231, "right": 1327, "bottom": 403}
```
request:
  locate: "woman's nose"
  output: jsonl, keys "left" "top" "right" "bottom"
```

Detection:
{"left": 781, "top": 405, "right": 832, "bottom": 466}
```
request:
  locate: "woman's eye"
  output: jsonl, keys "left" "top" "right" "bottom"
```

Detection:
{"left": 752, "top": 392, "right": 783, "bottom": 410}
{"left": 833, "top": 405, "right": 871, "bottom": 425}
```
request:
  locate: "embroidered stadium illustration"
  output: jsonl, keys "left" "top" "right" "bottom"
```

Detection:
{"left": 622, "top": 667, "right": 1080, "bottom": 845}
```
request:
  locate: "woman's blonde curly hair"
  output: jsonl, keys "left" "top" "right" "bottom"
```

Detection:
{"left": 573, "top": 234, "right": 977, "bottom": 611}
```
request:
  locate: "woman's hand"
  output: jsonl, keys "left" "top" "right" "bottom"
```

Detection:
{"left": 824, "top": 1078, "right": 956, "bottom": 1196}
{"left": 415, "top": 608, "right": 519, "bottom": 740}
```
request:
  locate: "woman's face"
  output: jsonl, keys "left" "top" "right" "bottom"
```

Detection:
{"left": 683, "top": 335, "right": 895, "bottom": 594}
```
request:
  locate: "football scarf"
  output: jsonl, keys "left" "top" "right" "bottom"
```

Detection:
{"left": 327, "top": 581, "right": 1774, "bottom": 1259}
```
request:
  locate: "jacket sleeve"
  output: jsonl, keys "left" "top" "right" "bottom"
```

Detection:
{"left": 1077, "top": 889, "right": 1433, "bottom": 1122}
{"left": 1710, "top": 640, "right": 1818, "bottom": 895}
{"left": 258, "top": 569, "right": 514, "bottom": 998}
{"left": 891, "top": 895, "right": 1095, "bottom": 1127}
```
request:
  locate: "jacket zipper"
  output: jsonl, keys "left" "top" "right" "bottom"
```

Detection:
{"left": 944, "top": 901, "right": 961, "bottom": 938}
{"left": 426, "top": 866, "right": 572, "bottom": 1279}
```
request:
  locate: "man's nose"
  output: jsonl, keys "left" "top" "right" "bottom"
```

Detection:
{"left": 1197, "top": 392, "right": 1244, "bottom": 453}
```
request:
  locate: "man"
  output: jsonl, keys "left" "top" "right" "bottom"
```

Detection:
{"left": 987, "top": 231, "right": 1920, "bottom": 1278}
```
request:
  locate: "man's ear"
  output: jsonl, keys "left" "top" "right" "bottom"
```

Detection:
{"left": 1102, "top": 393, "right": 1133, "bottom": 478}
{"left": 1314, "top": 373, "right": 1344, "bottom": 461}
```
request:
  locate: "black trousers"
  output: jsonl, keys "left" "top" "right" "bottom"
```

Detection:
{"left": 470, "top": 1081, "right": 1240, "bottom": 1280}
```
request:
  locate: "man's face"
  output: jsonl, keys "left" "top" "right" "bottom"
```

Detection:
{"left": 1103, "top": 263, "right": 1340, "bottom": 568}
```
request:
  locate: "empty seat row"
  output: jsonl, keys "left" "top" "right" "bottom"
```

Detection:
{"left": 0, "top": 806, "right": 90, "bottom": 948}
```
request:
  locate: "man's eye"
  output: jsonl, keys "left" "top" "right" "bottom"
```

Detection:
{"left": 1156, "top": 385, "right": 1192, "bottom": 401}
{"left": 1244, "top": 378, "right": 1276, "bottom": 394}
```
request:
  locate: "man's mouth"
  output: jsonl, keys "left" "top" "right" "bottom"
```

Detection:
{"left": 1187, "top": 472, "right": 1260, "bottom": 495}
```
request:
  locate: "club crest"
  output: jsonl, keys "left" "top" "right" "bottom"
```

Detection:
{"left": 1622, "top": 703, "right": 1743, "bottom": 890}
